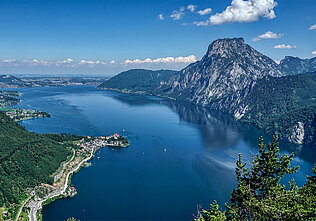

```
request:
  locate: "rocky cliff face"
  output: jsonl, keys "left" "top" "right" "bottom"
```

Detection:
{"left": 161, "top": 38, "right": 283, "bottom": 106}
{"left": 280, "top": 56, "right": 316, "bottom": 75}
{"left": 289, "top": 122, "right": 305, "bottom": 145}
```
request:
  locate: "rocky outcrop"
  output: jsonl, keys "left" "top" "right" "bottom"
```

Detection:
{"left": 234, "top": 105, "right": 249, "bottom": 120}
{"left": 161, "top": 38, "right": 283, "bottom": 106}
{"left": 289, "top": 122, "right": 305, "bottom": 145}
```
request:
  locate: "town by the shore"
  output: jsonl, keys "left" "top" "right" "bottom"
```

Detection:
{"left": 3, "top": 134, "right": 128, "bottom": 221}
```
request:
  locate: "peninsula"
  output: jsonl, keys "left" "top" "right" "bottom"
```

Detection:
{"left": 0, "top": 109, "right": 129, "bottom": 221}
{"left": 0, "top": 90, "right": 51, "bottom": 122}
{"left": 9, "top": 134, "right": 129, "bottom": 221}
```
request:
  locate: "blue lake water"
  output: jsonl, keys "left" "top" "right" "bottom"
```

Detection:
{"left": 12, "top": 85, "right": 316, "bottom": 220}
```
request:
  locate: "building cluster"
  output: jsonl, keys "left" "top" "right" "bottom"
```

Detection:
{"left": 76, "top": 137, "right": 107, "bottom": 155}
{"left": 76, "top": 134, "right": 127, "bottom": 155}
{"left": 64, "top": 187, "right": 77, "bottom": 198}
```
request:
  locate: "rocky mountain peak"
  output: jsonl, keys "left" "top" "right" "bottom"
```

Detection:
{"left": 163, "top": 38, "right": 284, "bottom": 105}
{"left": 204, "top": 37, "right": 246, "bottom": 58}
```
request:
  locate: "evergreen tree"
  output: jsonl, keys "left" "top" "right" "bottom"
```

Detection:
{"left": 196, "top": 135, "right": 316, "bottom": 220}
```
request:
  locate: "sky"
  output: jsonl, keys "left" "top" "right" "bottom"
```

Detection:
{"left": 0, "top": 0, "right": 315, "bottom": 76}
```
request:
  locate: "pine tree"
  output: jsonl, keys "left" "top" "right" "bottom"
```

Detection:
{"left": 196, "top": 135, "right": 316, "bottom": 220}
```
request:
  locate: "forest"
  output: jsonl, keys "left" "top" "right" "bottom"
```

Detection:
{"left": 0, "top": 111, "right": 72, "bottom": 205}
{"left": 240, "top": 73, "right": 316, "bottom": 145}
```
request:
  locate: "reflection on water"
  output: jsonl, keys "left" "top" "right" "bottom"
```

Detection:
{"left": 112, "top": 92, "right": 316, "bottom": 165}
{"left": 11, "top": 86, "right": 315, "bottom": 221}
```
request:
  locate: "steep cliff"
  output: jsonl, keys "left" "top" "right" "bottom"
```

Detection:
{"left": 160, "top": 38, "right": 283, "bottom": 105}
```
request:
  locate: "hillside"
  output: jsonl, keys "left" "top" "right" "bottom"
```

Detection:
{"left": 98, "top": 69, "right": 177, "bottom": 94}
{"left": 0, "top": 75, "right": 105, "bottom": 89}
{"left": 280, "top": 56, "right": 316, "bottom": 75}
{"left": 0, "top": 111, "right": 71, "bottom": 205}
{"left": 158, "top": 38, "right": 283, "bottom": 105}
{"left": 97, "top": 38, "right": 316, "bottom": 145}
{"left": 236, "top": 73, "right": 316, "bottom": 145}
{"left": 0, "top": 75, "right": 29, "bottom": 88}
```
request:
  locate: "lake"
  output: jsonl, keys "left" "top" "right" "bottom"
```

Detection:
{"left": 13, "top": 85, "right": 316, "bottom": 220}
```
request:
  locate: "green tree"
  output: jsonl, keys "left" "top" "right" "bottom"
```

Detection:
{"left": 196, "top": 135, "right": 316, "bottom": 220}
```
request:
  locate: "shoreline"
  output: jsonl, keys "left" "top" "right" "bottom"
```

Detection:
{"left": 14, "top": 135, "right": 129, "bottom": 221}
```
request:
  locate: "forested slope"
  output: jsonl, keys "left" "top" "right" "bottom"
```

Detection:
{"left": 0, "top": 111, "right": 71, "bottom": 205}
{"left": 239, "top": 73, "right": 316, "bottom": 145}
{"left": 98, "top": 69, "right": 177, "bottom": 93}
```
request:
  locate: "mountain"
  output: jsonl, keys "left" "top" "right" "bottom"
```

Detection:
{"left": 98, "top": 38, "right": 316, "bottom": 145}
{"left": 159, "top": 38, "right": 283, "bottom": 105}
{"left": 0, "top": 75, "right": 29, "bottom": 88}
{"left": 235, "top": 73, "right": 316, "bottom": 145}
{"left": 98, "top": 69, "right": 177, "bottom": 94}
{"left": 0, "top": 111, "right": 71, "bottom": 204}
{"left": 280, "top": 56, "right": 316, "bottom": 75}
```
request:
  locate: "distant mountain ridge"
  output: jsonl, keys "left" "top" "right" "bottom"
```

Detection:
{"left": 0, "top": 75, "right": 29, "bottom": 88}
{"left": 97, "top": 38, "right": 316, "bottom": 146}
{"left": 280, "top": 56, "right": 316, "bottom": 75}
{"left": 0, "top": 75, "right": 104, "bottom": 88}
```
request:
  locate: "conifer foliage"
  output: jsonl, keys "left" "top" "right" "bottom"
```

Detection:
{"left": 197, "top": 135, "right": 316, "bottom": 220}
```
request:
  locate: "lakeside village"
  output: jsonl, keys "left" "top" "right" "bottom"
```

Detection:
{"left": 0, "top": 90, "right": 51, "bottom": 122}
{"left": 1, "top": 134, "right": 129, "bottom": 221}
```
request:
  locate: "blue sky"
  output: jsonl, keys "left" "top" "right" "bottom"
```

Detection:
{"left": 0, "top": 0, "right": 315, "bottom": 76}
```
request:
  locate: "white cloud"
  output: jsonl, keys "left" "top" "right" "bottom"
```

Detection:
{"left": 312, "top": 51, "right": 316, "bottom": 56}
{"left": 123, "top": 55, "right": 197, "bottom": 64}
{"left": 158, "top": 14, "right": 164, "bottom": 20}
{"left": 0, "top": 56, "right": 197, "bottom": 75}
{"left": 170, "top": 7, "right": 185, "bottom": 20}
{"left": 197, "top": 8, "right": 212, "bottom": 16}
{"left": 273, "top": 44, "right": 297, "bottom": 49}
{"left": 1, "top": 59, "right": 17, "bottom": 63}
{"left": 194, "top": 0, "right": 277, "bottom": 26}
{"left": 252, "top": 31, "right": 283, "bottom": 41}
{"left": 0, "top": 56, "right": 197, "bottom": 69}
{"left": 309, "top": 24, "right": 316, "bottom": 30}
{"left": 187, "top": 5, "right": 197, "bottom": 12}
{"left": 56, "top": 58, "right": 74, "bottom": 64}
{"left": 23, "top": 59, "right": 50, "bottom": 66}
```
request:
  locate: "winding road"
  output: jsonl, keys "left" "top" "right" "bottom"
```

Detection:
{"left": 27, "top": 147, "right": 95, "bottom": 221}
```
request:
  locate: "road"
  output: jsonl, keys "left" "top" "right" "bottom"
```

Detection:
{"left": 54, "top": 149, "right": 75, "bottom": 182}
{"left": 15, "top": 195, "right": 32, "bottom": 221}
{"left": 28, "top": 147, "right": 95, "bottom": 221}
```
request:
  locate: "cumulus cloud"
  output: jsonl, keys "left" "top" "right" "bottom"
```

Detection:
{"left": 0, "top": 55, "right": 197, "bottom": 70}
{"left": 197, "top": 8, "right": 212, "bottom": 16}
{"left": 312, "top": 51, "right": 316, "bottom": 56}
{"left": 23, "top": 59, "right": 50, "bottom": 66}
{"left": 1, "top": 59, "right": 17, "bottom": 63}
{"left": 187, "top": 5, "right": 197, "bottom": 12}
{"left": 309, "top": 24, "right": 316, "bottom": 30}
{"left": 123, "top": 55, "right": 197, "bottom": 64}
{"left": 158, "top": 14, "right": 164, "bottom": 20}
{"left": 194, "top": 0, "right": 277, "bottom": 26}
{"left": 273, "top": 44, "right": 297, "bottom": 49}
{"left": 0, "top": 56, "right": 197, "bottom": 75}
{"left": 252, "top": 31, "right": 283, "bottom": 41}
{"left": 170, "top": 7, "right": 185, "bottom": 20}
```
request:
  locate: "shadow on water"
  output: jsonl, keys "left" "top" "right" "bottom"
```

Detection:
{"left": 111, "top": 92, "right": 316, "bottom": 165}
